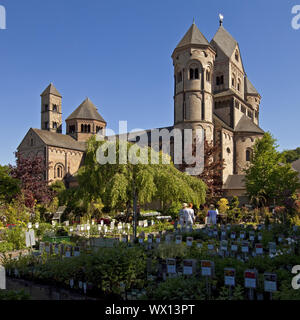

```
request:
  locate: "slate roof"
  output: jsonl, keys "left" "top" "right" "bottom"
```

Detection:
{"left": 175, "top": 22, "right": 210, "bottom": 50}
{"left": 40, "top": 83, "right": 62, "bottom": 98}
{"left": 66, "top": 98, "right": 106, "bottom": 123}
{"left": 292, "top": 159, "right": 300, "bottom": 182}
{"left": 213, "top": 114, "right": 233, "bottom": 132}
{"left": 234, "top": 115, "right": 264, "bottom": 134}
{"left": 245, "top": 77, "right": 260, "bottom": 95}
{"left": 211, "top": 26, "right": 237, "bottom": 58}
{"left": 32, "top": 128, "right": 86, "bottom": 151}
{"left": 223, "top": 174, "right": 246, "bottom": 190}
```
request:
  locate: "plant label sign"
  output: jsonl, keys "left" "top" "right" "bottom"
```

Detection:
{"left": 0, "top": 266, "right": 6, "bottom": 290}
{"left": 249, "top": 232, "right": 255, "bottom": 241}
{"left": 74, "top": 246, "right": 80, "bottom": 257}
{"left": 213, "top": 230, "right": 218, "bottom": 237}
{"left": 221, "top": 231, "right": 226, "bottom": 238}
{"left": 241, "top": 241, "right": 249, "bottom": 253}
{"left": 186, "top": 237, "right": 193, "bottom": 247}
{"left": 139, "top": 237, "right": 144, "bottom": 244}
{"left": 231, "top": 243, "right": 238, "bottom": 252}
{"left": 197, "top": 241, "right": 203, "bottom": 249}
{"left": 183, "top": 259, "right": 196, "bottom": 275}
{"left": 258, "top": 233, "right": 262, "bottom": 241}
{"left": 80, "top": 225, "right": 84, "bottom": 232}
{"left": 269, "top": 242, "right": 276, "bottom": 255}
{"left": 224, "top": 268, "right": 235, "bottom": 287}
{"left": 54, "top": 244, "right": 60, "bottom": 255}
{"left": 144, "top": 220, "right": 148, "bottom": 228}
{"left": 70, "top": 227, "right": 73, "bottom": 233}
{"left": 166, "top": 258, "right": 176, "bottom": 274}
{"left": 86, "top": 225, "right": 91, "bottom": 231}
{"left": 244, "top": 270, "right": 257, "bottom": 289}
{"left": 264, "top": 273, "right": 277, "bottom": 292}
{"left": 240, "top": 232, "right": 246, "bottom": 239}
{"left": 122, "top": 235, "right": 128, "bottom": 243}
{"left": 226, "top": 225, "right": 231, "bottom": 231}
{"left": 220, "top": 240, "right": 228, "bottom": 251}
{"left": 231, "top": 232, "right": 236, "bottom": 240}
{"left": 255, "top": 244, "right": 263, "bottom": 255}
{"left": 165, "top": 235, "right": 173, "bottom": 244}
{"left": 156, "top": 235, "right": 161, "bottom": 243}
{"left": 176, "top": 235, "right": 182, "bottom": 245}
{"left": 65, "top": 246, "right": 71, "bottom": 258}
{"left": 148, "top": 234, "right": 153, "bottom": 244}
{"left": 45, "top": 242, "right": 50, "bottom": 253}
{"left": 201, "top": 260, "right": 214, "bottom": 277}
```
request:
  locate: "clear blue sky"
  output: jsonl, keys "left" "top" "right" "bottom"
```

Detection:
{"left": 0, "top": 0, "right": 299, "bottom": 165}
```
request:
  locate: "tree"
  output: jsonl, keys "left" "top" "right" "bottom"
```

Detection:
{"left": 281, "top": 147, "right": 300, "bottom": 163}
{"left": 76, "top": 136, "right": 207, "bottom": 214}
{"left": 0, "top": 165, "right": 20, "bottom": 203}
{"left": 244, "top": 132, "right": 300, "bottom": 208}
{"left": 10, "top": 153, "right": 54, "bottom": 210}
{"left": 180, "top": 138, "right": 225, "bottom": 202}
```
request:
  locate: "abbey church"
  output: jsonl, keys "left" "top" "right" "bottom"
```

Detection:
{"left": 18, "top": 20, "right": 264, "bottom": 196}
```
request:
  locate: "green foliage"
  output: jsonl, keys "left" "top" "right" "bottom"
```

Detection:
{"left": 0, "top": 165, "right": 20, "bottom": 203}
{"left": 146, "top": 276, "right": 206, "bottom": 300}
{"left": 281, "top": 147, "right": 300, "bottom": 164}
{"left": 0, "top": 241, "right": 14, "bottom": 253}
{"left": 217, "top": 198, "right": 229, "bottom": 214}
{"left": 0, "top": 289, "right": 30, "bottom": 300}
{"left": 76, "top": 136, "right": 207, "bottom": 214}
{"left": 4, "top": 226, "right": 26, "bottom": 250}
{"left": 245, "top": 132, "right": 300, "bottom": 207}
{"left": 0, "top": 196, "right": 29, "bottom": 225}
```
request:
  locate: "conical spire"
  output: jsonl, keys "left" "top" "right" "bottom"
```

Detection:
{"left": 175, "top": 23, "right": 210, "bottom": 50}
{"left": 40, "top": 83, "right": 62, "bottom": 98}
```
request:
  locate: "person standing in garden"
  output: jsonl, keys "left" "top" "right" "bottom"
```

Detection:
{"left": 178, "top": 203, "right": 187, "bottom": 230}
{"left": 207, "top": 204, "right": 218, "bottom": 225}
{"left": 184, "top": 203, "right": 195, "bottom": 231}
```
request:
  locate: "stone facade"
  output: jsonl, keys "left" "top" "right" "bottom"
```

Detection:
{"left": 18, "top": 20, "right": 265, "bottom": 197}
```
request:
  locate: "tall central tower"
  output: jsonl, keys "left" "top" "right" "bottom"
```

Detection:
{"left": 172, "top": 21, "right": 216, "bottom": 142}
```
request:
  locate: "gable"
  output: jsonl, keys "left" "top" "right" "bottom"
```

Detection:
{"left": 18, "top": 128, "right": 46, "bottom": 152}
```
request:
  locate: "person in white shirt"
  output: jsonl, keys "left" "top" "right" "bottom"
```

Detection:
{"left": 178, "top": 203, "right": 187, "bottom": 229}
{"left": 184, "top": 203, "right": 195, "bottom": 231}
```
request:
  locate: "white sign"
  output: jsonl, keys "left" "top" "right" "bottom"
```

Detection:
{"left": 186, "top": 237, "right": 193, "bottom": 247}
{"left": 244, "top": 270, "right": 257, "bottom": 289}
{"left": 197, "top": 242, "right": 203, "bottom": 249}
{"left": 264, "top": 273, "right": 277, "bottom": 292}
{"left": 156, "top": 236, "right": 161, "bottom": 244}
{"left": 255, "top": 244, "right": 263, "bottom": 255}
{"left": 201, "top": 261, "right": 214, "bottom": 277}
{"left": 0, "top": 266, "right": 5, "bottom": 290}
{"left": 183, "top": 260, "right": 194, "bottom": 275}
{"left": 258, "top": 233, "right": 262, "bottom": 241}
{"left": 231, "top": 232, "right": 236, "bottom": 240}
{"left": 166, "top": 259, "right": 176, "bottom": 274}
{"left": 28, "top": 222, "right": 32, "bottom": 229}
{"left": 224, "top": 269, "right": 235, "bottom": 287}
{"left": 176, "top": 236, "right": 182, "bottom": 245}
{"left": 231, "top": 244, "right": 238, "bottom": 252}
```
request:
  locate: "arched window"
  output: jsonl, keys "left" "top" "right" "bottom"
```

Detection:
{"left": 237, "top": 79, "right": 241, "bottom": 91}
{"left": 206, "top": 69, "right": 211, "bottom": 82}
{"left": 189, "top": 65, "right": 199, "bottom": 80}
{"left": 81, "top": 124, "right": 84, "bottom": 132}
{"left": 53, "top": 122, "right": 57, "bottom": 129}
{"left": 53, "top": 104, "right": 58, "bottom": 112}
{"left": 235, "top": 50, "right": 239, "bottom": 62}
{"left": 54, "top": 164, "right": 64, "bottom": 179}
{"left": 232, "top": 74, "right": 236, "bottom": 87}
{"left": 246, "top": 149, "right": 253, "bottom": 162}
{"left": 216, "top": 76, "right": 220, "bottom": 86}
{"left": 88, "top": 125, "right": 91, "bottom": 133}
{"left": 189, "top": 68, "right": 194, "bottom": 80}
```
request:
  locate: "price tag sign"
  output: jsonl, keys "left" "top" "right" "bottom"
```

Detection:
{"left": 183, "top": 259, "right": 195, "bottom": 275}
{"left": 156, "top": 235, "right": 161, "bottom": 243}
{"left": 224, "top": 268, "right": 235, "bottom": 286}
{"left": 244, "top": 270, "right": 257, "bottom": 289}
{"left": 176, "top": 235, "right": 182, "bottom": 245}
{"left": 231, "top": 232, "right": 236, "bottom": 240}
{"left": 139, "top": 236, "right": 144, "bottom": 244}
{"left": 201, "top": 260, "right": 214, "bottom": 277}
{"left": 249, "top": 232, "right": 255, "bottom": 241}
{"left": 186, "top": 237, "right": 193, "bottom": 247}
{"left": 255, "top": 243, "right": 263, "bottom": 255}
{"left": 65, "top": 246, "right": 71, "bottom": 258}
{"left": 264, "top": 273, "right": 277, "bottom": 292}
{"left": 166, "top": 258, "right": 176, "bottom": 274}
{"left": 240, "top": 232, "right": 245, "bottom": 239}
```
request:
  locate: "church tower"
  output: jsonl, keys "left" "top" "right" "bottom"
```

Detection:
{"left": 40, "top": 83, "right": 62, "bottom": 133}
{"left": 172, "top": 21, "right": 216, "bottom": 142}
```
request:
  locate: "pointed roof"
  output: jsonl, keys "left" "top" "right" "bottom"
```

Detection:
{"left": 211, "top": 25, "right": 237, "bottom": 58}
{"left": 223, "top": 174, "right": 246, "bottom": 190}
{"left": 245, "top": 77, "right": 260, "bottom": 96}
{"left": 175, "top": 22, "right": 210, "bottom": 50}
{"left": 66, "top": 97, "right": 106, "bottom": 122}
{"left": 41, "top": 83, "right": 62, "bottom": 98}
{"left": 234, "top": 115, "right": 264, "bottom": 134}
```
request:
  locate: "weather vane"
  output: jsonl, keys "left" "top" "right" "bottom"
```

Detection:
{"left": 219, "top": 13, "right": 224, "bottom": 26}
